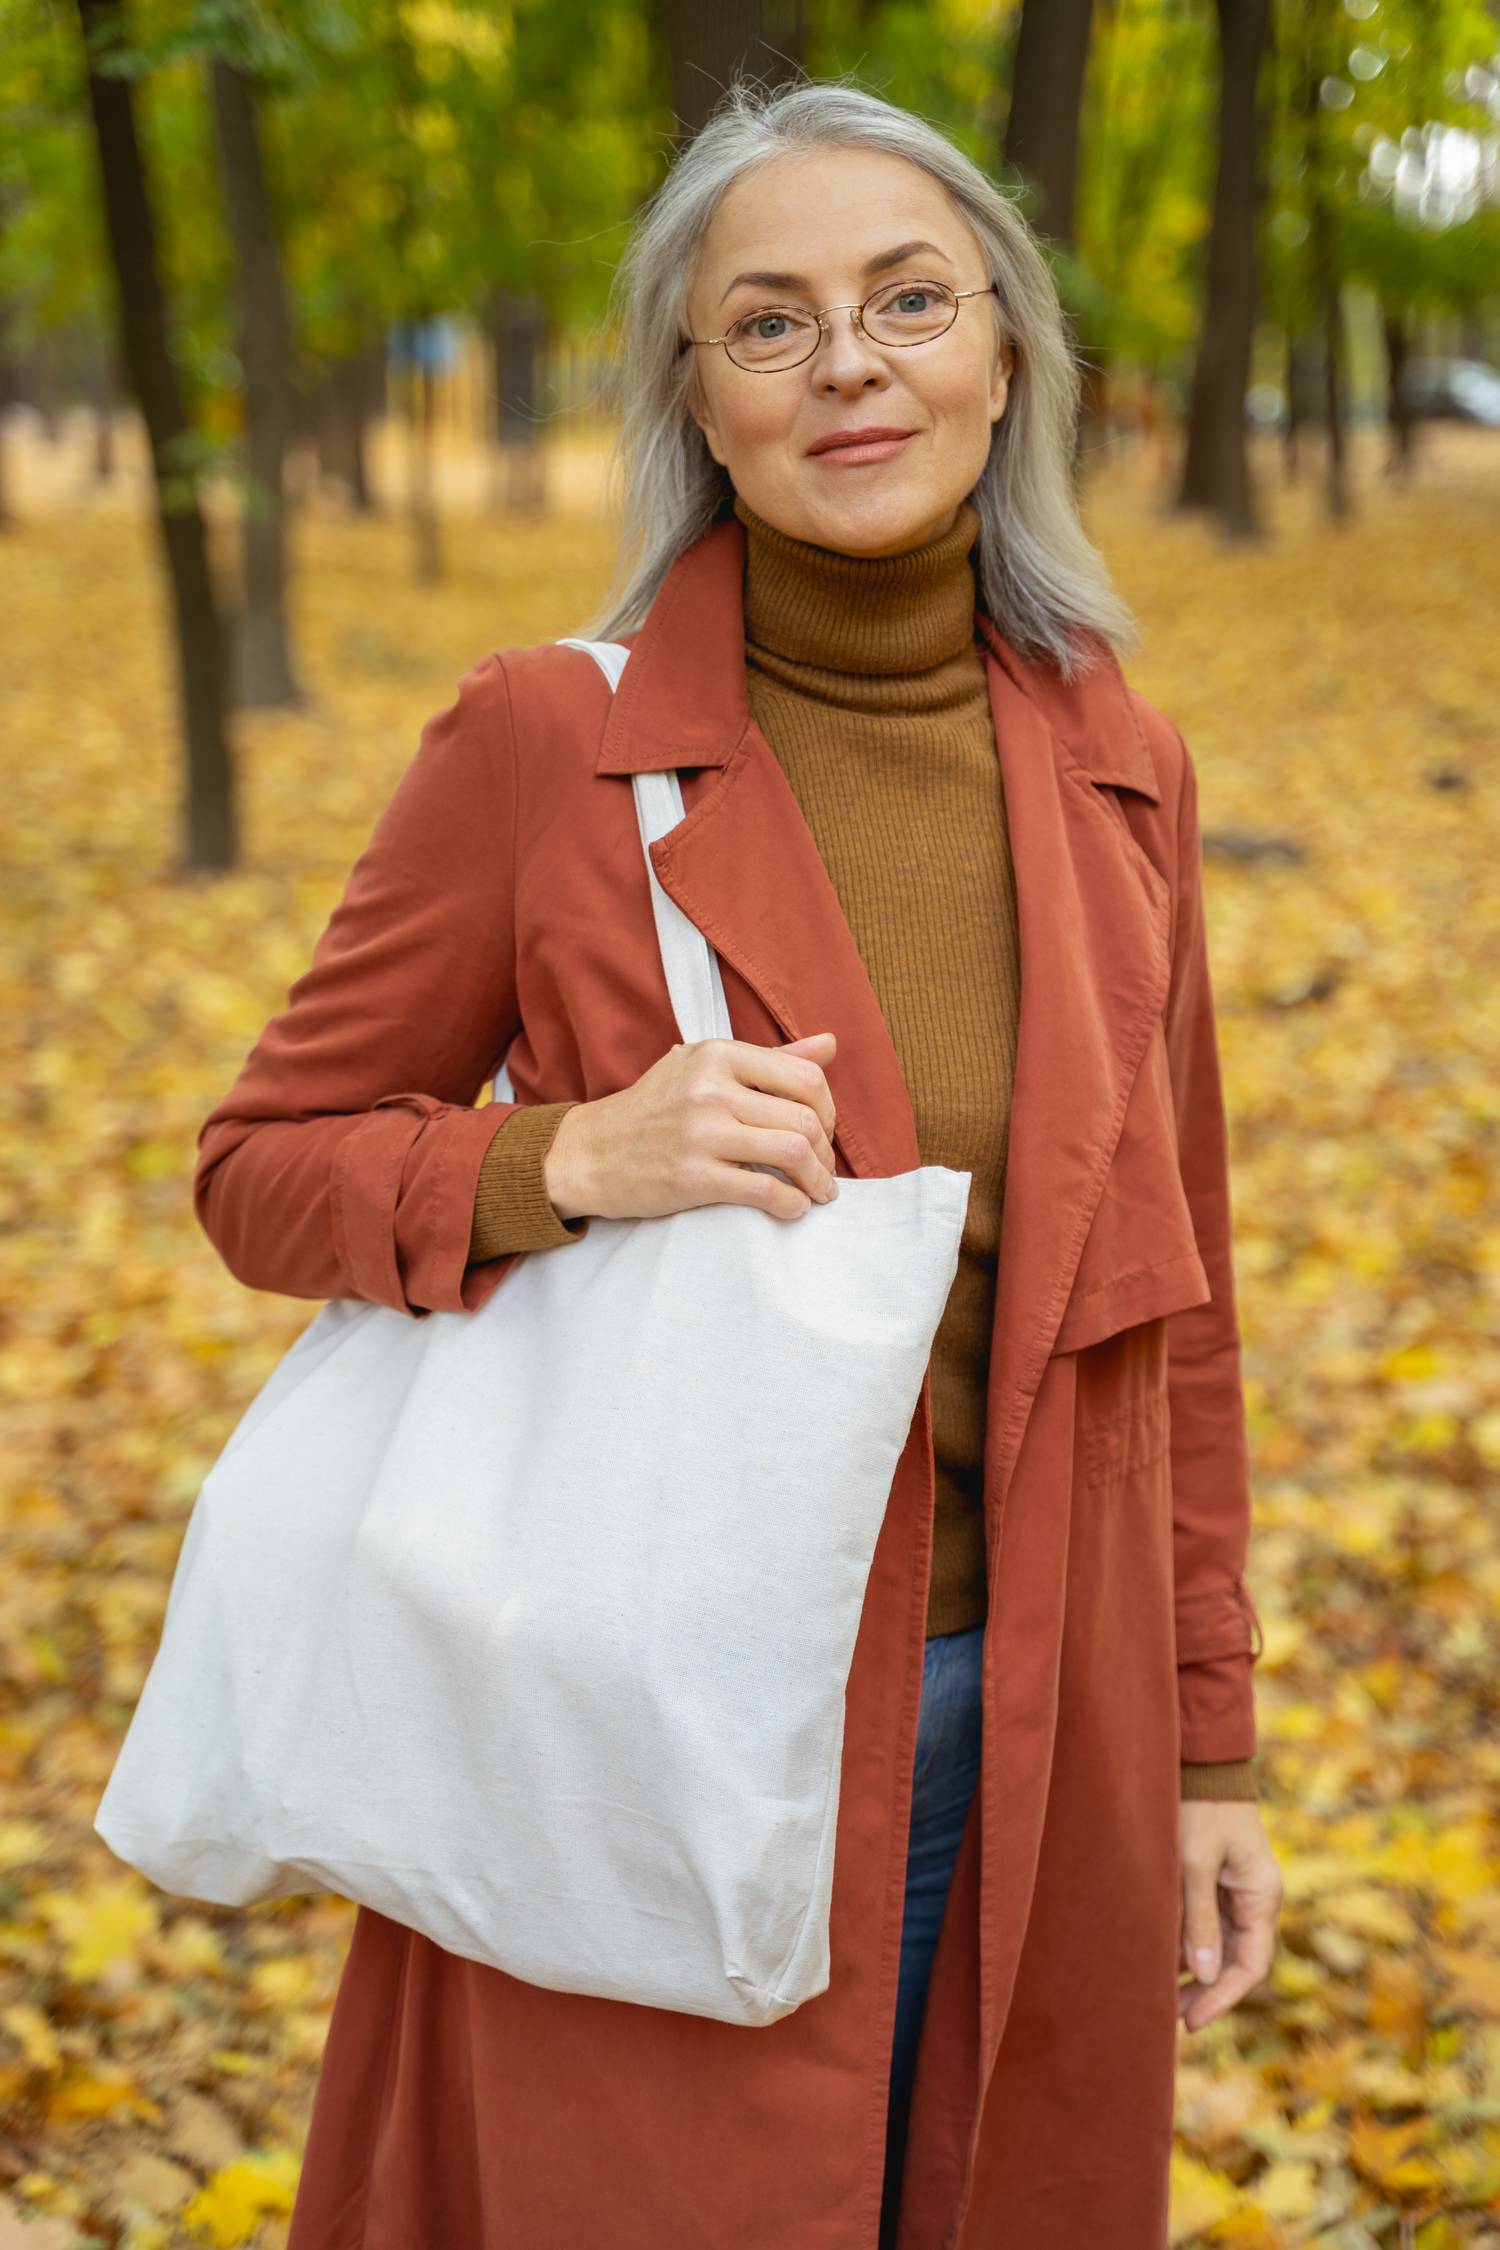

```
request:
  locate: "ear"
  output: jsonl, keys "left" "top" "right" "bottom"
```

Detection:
{"left": 687, "top": 375, "right": 729, "bottom": 468}
{"left": 989, "top": 340, "right": 1016, "bottom": 424}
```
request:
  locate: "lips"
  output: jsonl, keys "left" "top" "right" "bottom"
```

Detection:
{"left": 805, "top": 426, "right": 917, "bottom": 456}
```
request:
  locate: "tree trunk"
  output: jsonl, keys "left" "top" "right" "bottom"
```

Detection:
{"left": 1003, "top": 0, "right": 1096, "bottom": 482}
{"left": 407, "top": 359, "right": 441, "bottom": 582}
{"left": 659, "top": 0, "right": 807, "bottom": 143}
{"left": 76, "top": 0, "right": 236, "bottom": 873}
{"left": 490, "top": 288, "right": 548, "bottom": 515}
{"left": 1176, "top": 0, "right": 1271, "bottom": 537}
{"left": 92, "top": 346, "right": 117, "bottom": 481}
{"left": 210, "top": 55, "right": 300, "bottom": 709}
{"left": 1002, "top": 0, "right": 1095, "bottom": 251}
{"left": 33, "top": 337, "right": 61, "bottom": 444}
{"left": 0, "top": 327, "right": 12, "bottom": 530}
{"left": 1298, "top": 9, "right": 1348, "bottom": 522}
{"left": 1320, "top": 268, "right": 1348, "bottom": 519}
{"left": 316, "top": 348, "right": 380, "bottom": 512}
{"left": 1282, "top": 329, "right": 1309, "bottom": 481}
{"left": 1382, "top": 301, "right": 1413, "bottom": 479}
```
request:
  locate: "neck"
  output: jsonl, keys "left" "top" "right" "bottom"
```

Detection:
{"left": 734, "top": 494, "right": 982, "bottom": 680}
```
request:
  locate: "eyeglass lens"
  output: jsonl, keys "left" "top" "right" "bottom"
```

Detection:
{"left": 725, "top": 279, "right": 961, "bottom": 370}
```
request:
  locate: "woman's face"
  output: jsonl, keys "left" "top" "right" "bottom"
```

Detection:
{"left": 684, "top": 146, "right": 1014, "bottom": 558}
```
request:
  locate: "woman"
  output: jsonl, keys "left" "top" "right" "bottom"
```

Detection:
{"left": 195, "top": 78, "right": 1283, "bottom": 2250}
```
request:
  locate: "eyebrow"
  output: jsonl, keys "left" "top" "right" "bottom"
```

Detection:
{"left": 718, "top": 239, "right": 955, "bottom": 307}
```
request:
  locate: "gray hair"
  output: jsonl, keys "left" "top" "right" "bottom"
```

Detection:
{"left": 579, "top": 75, "right": 1139, "bottom": 680}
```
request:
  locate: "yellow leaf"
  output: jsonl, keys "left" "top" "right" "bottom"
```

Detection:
{"left": 181, "top": 2148, "right": 301, "bottom": 2248}
{"left": 1382, "top": 2154, "right": 1447, "bottom": 2195}
{"left": 250, "top": 1955, "right": 318, "bottom": 2010}
{"left": 1348, "top": 2113, "right": 1432, "bottom": 2187}
{"left": 1431, "top": 1941, "right": 1500, "bottom": 2015}
{"left": 1469, "top": 1407, "right": 1500, "bottom": 1468}
{"left": 46, "top": 2062, "right": 154, "bottom": 2120}
{"left": 0, "top": 2001, "right": 61, "bottom": 2072}
{"left": 1323, "top": 1885, "right": 1418, "bottom": 1946}
{"left": 1380, "top": 1342, "right": 1441, "bottom": 1381}
{"left": 120, "top": 2223, "right": 173, "bottom": 2250}
{"left": 0, "top": 1821, "right": 47, "bottom": 1872}
{"left": 149, "top": 1914, "right": 227, "bottom": 1982}
{"left": 1168, "top": 2147, "right": 1243, "bottom": 2242}
{"left": 1253, "top": 2158, "right": 1322, "bottom": 2219}
{"left": 33, "top": 1877, "right": 159, "bottom": 1983}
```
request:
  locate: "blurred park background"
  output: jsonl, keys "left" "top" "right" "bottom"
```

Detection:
{"left": 3, "top": 1, "right": 1500, "bottom": 2244}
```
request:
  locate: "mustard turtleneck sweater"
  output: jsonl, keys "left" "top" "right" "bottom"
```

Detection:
{"left": 468, "top": 494, "right": 1256, "bottom": 1803}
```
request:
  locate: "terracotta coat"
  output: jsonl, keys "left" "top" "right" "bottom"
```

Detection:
{"left": 194, "top": 516, "right": 1265, "bottom": 2250}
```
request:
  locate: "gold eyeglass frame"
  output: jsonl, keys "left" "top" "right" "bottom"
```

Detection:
{"left": 684, "top": 278, "right": 1000, "bottom": 372}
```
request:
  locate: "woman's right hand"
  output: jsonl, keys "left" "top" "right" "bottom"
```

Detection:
{"left": 543, "top": 1031, "right": 840, "bottom": 1223}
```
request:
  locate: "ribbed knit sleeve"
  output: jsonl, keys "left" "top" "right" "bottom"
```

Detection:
{"left": 1178, "top": 1759, "right": 1258, "bottom": 1802}
{"left": 468, "top": 1101, "right": 593, "bottom": 1262}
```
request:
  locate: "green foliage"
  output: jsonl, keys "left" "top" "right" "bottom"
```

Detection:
{"left": 814, "top": 0, "right": 1013, "bottom": 162}
{"left": 1076, "top": 0, "right": 1216, "bottom": 361}
{"left": 1262, "top": 0, "right": 1500, "bottom": 335}
{"left": 1, "top": 0, "right": 1497, "bottom": 448}
{"left": 0, "top": 0, "right": 104, "bottom": 344}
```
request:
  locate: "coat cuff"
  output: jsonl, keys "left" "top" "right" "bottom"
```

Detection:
{"left": 470, "top": 1101, "right": 592, "bottom": 1261}
{"left": 331, "top": 1094, "right": 530, "bottom": 1317}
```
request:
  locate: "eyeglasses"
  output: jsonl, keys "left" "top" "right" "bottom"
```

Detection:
{"left": 685, "top": 277, "right": 1000, "bottom": 373}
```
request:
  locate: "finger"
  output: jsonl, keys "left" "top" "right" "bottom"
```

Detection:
{"left": 727, "top": 1086, "right": 836, "bottom": 1178}
{"left": 1177, "top": 1902, "right": 1278, "bottom": 2031}
{"left": 1177, "top": 1955, "right": 1260, "bottom": 2030}
{"left": 1179, "top": 1857, "right": 1225, "bottom": 1984}
{"left": 725, "top": 1040, "right": 837, "bottom": 1142}
{"left": 714, "top": 1119, "right": 837, "bottom": 1206}
{"left": 693, "top": 1154, "right": 815, "bottom": 1222}
{"left": 1225, "top": 1898, "right": 1278, "bottom": 1988}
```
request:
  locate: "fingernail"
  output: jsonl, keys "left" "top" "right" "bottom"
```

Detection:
{"left": 1193, "top": 1947, "right": 1216, "bottom": 1975}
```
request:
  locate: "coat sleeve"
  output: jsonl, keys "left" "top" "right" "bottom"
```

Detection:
{"left": 1162, "top": 728, "right": 1265, "bottom": 1767}
{"left": 193, "top": 653, "right": 580, "bottom": 1319}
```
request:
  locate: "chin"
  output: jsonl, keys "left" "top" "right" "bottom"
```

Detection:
{"left": 806, "top": 488, "right": 951, "bottom": 557}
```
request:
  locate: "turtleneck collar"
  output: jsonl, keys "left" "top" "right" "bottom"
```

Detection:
{"left": 735, "top": 493, "right": 982, "bottom": 680}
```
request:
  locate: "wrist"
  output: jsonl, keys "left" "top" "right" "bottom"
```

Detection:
{"left": 543, "top": 1101, "right": 596, "bottom": 1222}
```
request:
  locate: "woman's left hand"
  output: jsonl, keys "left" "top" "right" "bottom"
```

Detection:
{"left": 1177, "top": 1800, "right": 1283, "bottom": 2030}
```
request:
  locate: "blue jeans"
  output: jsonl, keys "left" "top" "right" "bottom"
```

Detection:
{"left": 879, "top": 1621, "right": 984, "bottom": 2248}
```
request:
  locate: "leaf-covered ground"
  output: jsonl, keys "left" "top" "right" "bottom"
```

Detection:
{"left": 2, "top": 419, "right": 1498, "bottom": 2247}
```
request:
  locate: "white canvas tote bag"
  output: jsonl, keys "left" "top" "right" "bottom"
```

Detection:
{"left": 94, "top": 638, "right": 972, "bottom": 2028}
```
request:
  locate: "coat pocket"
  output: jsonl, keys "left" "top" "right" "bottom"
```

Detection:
{"left": 1084, "top": 1385, "right": 1172, "bottom": 1488}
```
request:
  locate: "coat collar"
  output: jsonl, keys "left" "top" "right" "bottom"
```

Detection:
{"left": 597, "top": 513, "right": 1160, "bottom": 805}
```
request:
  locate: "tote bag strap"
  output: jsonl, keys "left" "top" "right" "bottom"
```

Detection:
{"left": 490, "top": 638, "right": 733, "bottom": 1106}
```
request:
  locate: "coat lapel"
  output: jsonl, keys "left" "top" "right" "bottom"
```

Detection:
{"left": 598, "top": 518, "right": 921, "bottom": 1184}
{"left": 596, "top": 519, "right": 1172, "bottom": 1476}
{"left": 976, "top": 618, "right": 1172, "bottom": 1499}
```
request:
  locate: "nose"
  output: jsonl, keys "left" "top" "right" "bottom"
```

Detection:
{"left": 812, "top": 307, "right": 892, "bottom": 395}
